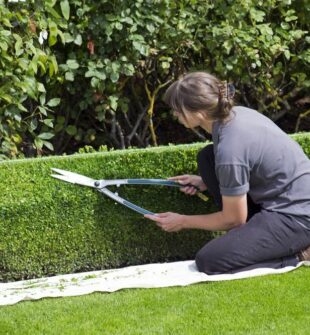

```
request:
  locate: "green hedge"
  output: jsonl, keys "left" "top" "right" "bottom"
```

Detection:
{"left": 0, "top": 133, "right": 309, "bottom": 282}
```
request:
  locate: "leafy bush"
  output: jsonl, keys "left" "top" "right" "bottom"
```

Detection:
{"left": 0, "top": 0, "right": 309, "bottom": 159}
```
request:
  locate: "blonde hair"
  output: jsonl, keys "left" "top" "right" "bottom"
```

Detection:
{"left": 164, "top": 72, "right": 235, "bottom": 121}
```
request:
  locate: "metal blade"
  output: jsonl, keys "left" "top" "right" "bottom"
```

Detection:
{"left": 51, "top": 168, "right": 96, "bottom": 187}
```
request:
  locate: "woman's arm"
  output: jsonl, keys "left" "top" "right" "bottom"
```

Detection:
{"left": 144, "top": 194, "right": 248, "bottom": 232}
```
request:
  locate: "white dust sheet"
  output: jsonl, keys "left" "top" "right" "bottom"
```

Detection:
{"left": 1, "top": 260, "right": 309, "bottom": 306}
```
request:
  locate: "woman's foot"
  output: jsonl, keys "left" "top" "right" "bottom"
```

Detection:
{"left": 298, "top": 245, "right": 310, "bottom": 261}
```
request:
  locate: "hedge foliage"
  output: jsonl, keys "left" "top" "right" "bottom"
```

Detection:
{"left": 0, "top": 141, "right": 213, "bottom": 282}
{"left": 0, "top": 0, "right": 309, "bottom": 159}
{"left": 0, "top": 132, "right": 309, "bottom": 282}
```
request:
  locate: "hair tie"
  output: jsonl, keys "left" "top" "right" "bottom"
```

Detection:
{"left": 219, "top": 81, "right": 235, "bottom": 100}
{"left": 227, "top": 83, "right": 235, "bottom": 99}
{"left": 219, "top": 81, "right": 227, "bottom": 99}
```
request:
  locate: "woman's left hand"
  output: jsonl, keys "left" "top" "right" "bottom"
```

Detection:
{"left": 144, "top": 212, "right": 186, "bottom": 232}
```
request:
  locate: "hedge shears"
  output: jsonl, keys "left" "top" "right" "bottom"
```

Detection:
{"left": 51, "top": 168, "right": 208, "bottom": 216}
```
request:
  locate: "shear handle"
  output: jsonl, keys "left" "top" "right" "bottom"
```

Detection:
{"left": 98, "top": 187, "right": 155, "bottom": 216}
{"left": 95, "top": 179, "right": 199, "bottom": 190}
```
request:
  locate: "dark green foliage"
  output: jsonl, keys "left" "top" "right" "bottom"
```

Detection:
{"left": 0, "top": 0, "right": 309, "bottom": 158}
{"left": 0, "top": 133, "right": 309, "bottom": 282}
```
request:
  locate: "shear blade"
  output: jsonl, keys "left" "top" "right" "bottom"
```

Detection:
{"left": 51, "top": 168, "right": 96, "bottom": 187}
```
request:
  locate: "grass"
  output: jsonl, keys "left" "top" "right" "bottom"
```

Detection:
{"left": 0, "top": 267, "right": 309, "bottom": 335}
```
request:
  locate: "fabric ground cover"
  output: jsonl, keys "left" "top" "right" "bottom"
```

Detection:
{"left": 0, "top": 267, "right": 309, "bottom": 335}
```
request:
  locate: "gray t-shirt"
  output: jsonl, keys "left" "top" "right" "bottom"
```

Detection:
{"left": 212, "top": 106, "right": 310, "bottom": 224}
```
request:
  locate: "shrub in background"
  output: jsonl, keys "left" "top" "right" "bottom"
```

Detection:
{"left": 0, "top": 0, "right": 309, "bottom": 159}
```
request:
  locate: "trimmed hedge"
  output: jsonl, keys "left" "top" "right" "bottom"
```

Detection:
{"left": 0, "top": 133, "right": 309, "bottom": 282}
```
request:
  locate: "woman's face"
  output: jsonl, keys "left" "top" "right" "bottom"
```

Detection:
{"left": 173, "top": 110, "right": 202, "bottom": 129}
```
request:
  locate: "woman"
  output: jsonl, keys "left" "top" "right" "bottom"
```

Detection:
{"left": 145, "top": 72, "right": 310, "bottom": 275}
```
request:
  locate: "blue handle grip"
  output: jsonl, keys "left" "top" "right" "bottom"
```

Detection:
{"left": 123, "top": 200, "right": 155, "bottom": 216}
{"left": 127, "top": 179, "right": 198, "bottom": 189}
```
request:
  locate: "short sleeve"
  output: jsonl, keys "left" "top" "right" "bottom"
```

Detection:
{"left": 216, "top": 164, "right": 250, "bottom": 196}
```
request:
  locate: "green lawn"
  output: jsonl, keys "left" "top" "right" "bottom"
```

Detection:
{"left": 0, "top": 267, "right": 309, "bottom": 335}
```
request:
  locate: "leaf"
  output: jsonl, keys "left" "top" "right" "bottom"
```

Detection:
{"left": 285, "top": 15, "right": 298, "bottom": 22}
{"left": 64, "top": 32, "right": 74, "bottom": 43}
{"left": 290, "top": 30, "right": 305, "bottom": 40}
{"left": 115, "top": 22, "right": 123, "bottom": 30}
{"left": 43, "top": 119, "right": 54, "bottom": 128}
{"left": 30, "top": 119, "right": 38, "bottom": 131}
{"left": 40, "top": 94, "right": 46, "bottom": 106}
{"left": 13, "top": 113, "right": 22, "bottom": 122}
{"left": 3, "top": 18, "right": 12, "bottom": 28}
{"left": 47, "top": 98, "right": 61, "bottom": 107}
{"left": 50, "top": 55, "right": 58, "bottom": 76}
{"left": 65, "top": 72, "right": 74, "bottom": 81}
{"left": 30, "top": 60, "right": 38, "bottom": 74}
{"left": 58, "top": 30, "right": 65, "bottom": 45}
{"left": 43, "top": 141, "right": 54, "bottom": 151}
{"left": 17, "top": 104, "right": 27, "bottom": 112}
{"left": 250, "top": 8, "right": 265, "bottom": 22}
{"left": 66, "top": 125, "right": 77, "bottom": 136}
{"left": 111, "top": 62, "right": 120, "bottom": 73}
{"left": 0, "top": 42, "right": 8, "bottom": 51}
{"left": 37, "top": 83, "right": 46, "bottom": 93}
{"left": 38, "top": 61, "right": 46, "bottom": 74}
{"left": 110, "top": 72, "right": 119, "bottom": 83}
{"left": 15, "top": 37, "right": 23, "bottom": 56}
{"left": 161, "top": 61, "right": 170, "bottom": 69}
{"left": 1, "top": 30, "right": 11, "bottom": 37}
{"left": 48, "top": 34, "right": 58, "bottom": 47}
{"left": 123, "top": 64, "right": 135, "bottom": 76}
{"left": 66, "top": 59, "right": 79, "bottom": 70}
{"left": 257, "top": 24, "right": 273, "bottom": 36}
{"left": 39, "top": 106, "right": 48, "bottom": 116}
{"left": 46, "top": 0, "right": 57, "bottom": 8}
{"left": 34, "top": 138, "right": 43, "bottom": 150}
{"left": 109, "top": 96, "right": 118, "bottom": 110}
{"left": 38, "top": 132, "right": 54, "bottom": 140}
{"left": 85, "top": 70, "right": 95, "bottom": 78}
{"left": 146, "top": 24, "right": 155, "bottom": 33}
{"left": 90, "top": 77, "right": 99, "bottom": 88}
{"left": 74, "top": 34, "right": 82, "bottom": 46}
{"left": 120, "top": 17, "right": 133, "bottom": 25}
{"left": 51, "top": 55, "right": 58, "bottom": 73}
{"left": 284, "top": 49, "right": 291, "bottom": 60}
{"left": 60, "top": 0, "right": 70, "bottom": 20}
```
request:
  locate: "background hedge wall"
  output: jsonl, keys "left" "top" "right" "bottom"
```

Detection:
{"left": 0, "top": 132, "right": 309, "bottom": 282}
{"left": 0, "top": 0, "right": 309, "bottom": 159}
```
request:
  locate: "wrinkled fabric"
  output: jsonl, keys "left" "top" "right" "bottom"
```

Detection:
{"left": 0, "top": 260, "right": 308, "bottom": 306}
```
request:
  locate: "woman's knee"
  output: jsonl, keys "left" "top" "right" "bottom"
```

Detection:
{"left": 195, "top": 244, "right": 223, "bottom": 275}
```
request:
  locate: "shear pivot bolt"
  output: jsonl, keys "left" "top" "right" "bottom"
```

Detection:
{"left": 94, "top": 181, "right": 100, "bottom": 187}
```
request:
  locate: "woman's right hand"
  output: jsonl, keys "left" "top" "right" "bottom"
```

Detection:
{"left": 168, "top": 175, "right": 207, "bottom": 196}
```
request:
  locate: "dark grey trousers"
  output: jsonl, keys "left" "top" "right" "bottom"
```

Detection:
{"left": 195, "top": 145, "right": 310, "bottom": 275}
